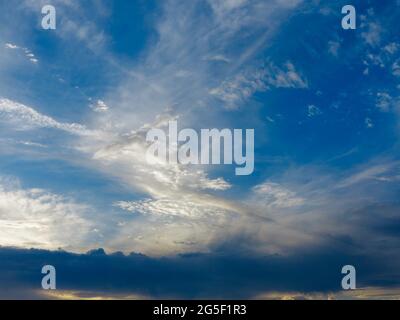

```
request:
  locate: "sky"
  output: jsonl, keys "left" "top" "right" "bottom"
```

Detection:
{"left": 0, "top": 0, "right": 400, "bottom": 299}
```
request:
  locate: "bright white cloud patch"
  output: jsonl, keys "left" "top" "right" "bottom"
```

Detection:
{"left": 5, "top": 43, "right": 19, "bottom": 49}
{"left": 0, "top": 177, "right": 92, "bottom": 251}
{"left": 90, "top": 100, "right": 109, "bottom": 112}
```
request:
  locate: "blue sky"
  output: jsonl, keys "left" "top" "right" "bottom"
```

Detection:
{"left": 0, "top": 0, "right": 400, "bottom": 299}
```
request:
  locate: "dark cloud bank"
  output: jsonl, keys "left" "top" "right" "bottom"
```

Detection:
{"left": 0, "top": 244, "right": 398, "bottom": 299}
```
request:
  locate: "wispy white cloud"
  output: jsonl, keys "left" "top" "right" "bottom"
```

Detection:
{"left": 337, "top": 161, "right": 399, "bottom": 188}
{"left": 307, "top": 105, "right": 322, "bottom": 117}
{"left": 0, "top": 98, "right": 92, "bottom": 135}
{"left": 376, "top": 92, "right": 395, "bottom": 112}
{"left": 365, "top": 117, "right": 374, "bottom": 128}
{"left": 115, "top": 198, "right": 232, "bottom": 218}
{"left": 203, "top": 54, "right": 231, "bottom": 63}
{"left": 210, "top": 62, "right": 307, "bottom": 108}
{"left": 209, "top": 67, "right": 268, "bottom": 107}
{"left": 392, "top": 59, "right": 400, "bottom": 77}
{"left": 4, "top": 42, "right": 38, "bottom": 64}
{"left": 328, "top": 40, "right": 340, "bottom": 57}
{"left": 361, "top": 22, "right": 382, "bottom": 47}
{"left": 384, "top": 42, "right": 399, "bottom": 55}
{"left": 360, "top": 9, "right": 382, "bottom": 48}
{"left": 252, "top": 182, "right": 304, "bottom": 208}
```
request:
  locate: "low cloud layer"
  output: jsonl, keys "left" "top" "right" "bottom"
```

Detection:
{"left": 0, "top": 246, "right": 398, "bottom": 299}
